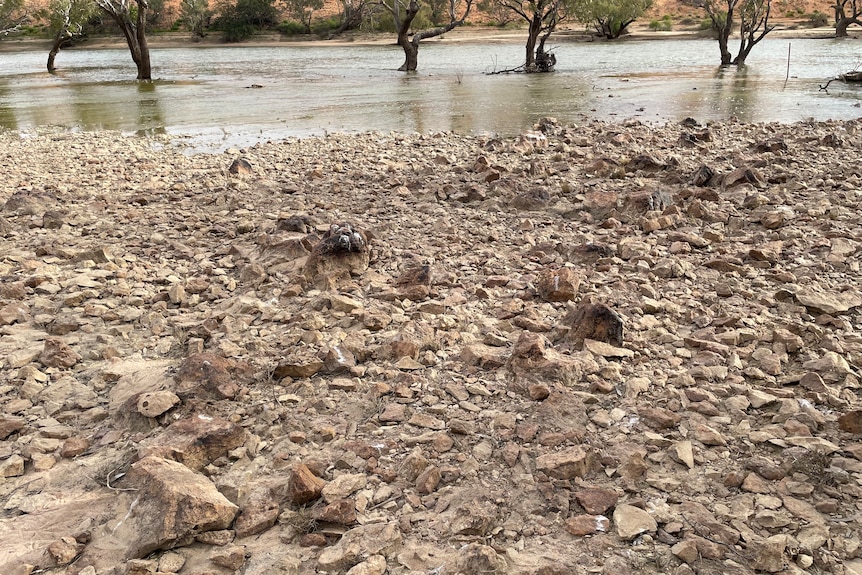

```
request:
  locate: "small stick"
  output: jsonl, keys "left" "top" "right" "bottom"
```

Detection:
{"left": 784, "top": 43, "right": 791, "bottom": 89}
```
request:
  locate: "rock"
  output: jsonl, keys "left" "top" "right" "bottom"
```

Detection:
{"left": 316, "top": 498, "right": 357, "bottom": 525}
{"left": 750, "top": 534, "right": 790, "bottom": 573}
{"left": 138, "top": 414, "right": 247, "bottom": 471}
{"left": 47, "top": 536, "right": 80, "bottom": 565}
{"left": 612, "top": 504, "right": 657, "bottom": 540}
{"left": 39, "top": 337, "right": 80, "bottom": 369}
{"left": 839, "top": 411, "right": 862, "bottom": 434}
{"left": 317, "top": 523, "right": 402, "bottom": 571}
{"left": 288, "top": 464, "right": 326, "bottom": 504}
{"left": 461, "top": 344, "right": 508, "bottom": 369}
{"left": 137, "top": 391, "right": 181, "bottom": 418}
{"left": 210, "top": 545, "right": 246, "bottom": 570}
{"left": 671, "top": 441, "right": 694, "bottom": 469}
{"left": 228, "top": 157, "right": 253, "bottom": 174}
{"left": 346, "top": 554, "right": 387, "bottom": 575}
{"left": 321, "top": 473, "right": 367, "bottom": 503}
{"left": 574, "top": 487, "right": 619, "bottom": 515}
{"left": 671, "top": 539, "right": 699, "bottom": 564}
{"left": 536, "top": 267, "right": 580, "bottom": 302}
{"left": 116, "top": 456, "right": 239, "bottom": 559}
{"left": 536, "top": 447, "right": 592, "bottom": 479}
{"left": 173, "top": 353, "right": 244, "bottom": 400}
{"left": 442, "top": 543, "right": 506, "bottom": 575}
{"left": 564, "top": 514, "right": 610, "bottom": 536}
{"left": 234, "top": 486, "right": 280, "bottom": 538}
{"left": 0, "top": 416, "right": 25, "bottom": 440}
{"left": 794, "top": 289, "right": 862, "bottom": 315}
{"left": 158, "top": 551, "right": 186, "bottom": 573}
{"left": 561, "top": 303, "right": 624, "bottom": 349}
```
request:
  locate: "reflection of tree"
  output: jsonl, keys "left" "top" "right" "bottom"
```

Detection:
{"left": 136, "top": 81, "right": 166, "bottom": 136}
{"left": 710, "top": 65, "right": 757, "bottom": 122}
{"left": 0, "top": 83, "right": 18, "bottom": 130}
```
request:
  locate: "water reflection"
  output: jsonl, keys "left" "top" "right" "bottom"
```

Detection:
{"left": 1, "top": 39, "right": 861, "bottom": 151}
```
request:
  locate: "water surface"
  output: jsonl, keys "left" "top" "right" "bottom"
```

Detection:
{"left": 1, "top": 38, "right": 860, "bottom": 151}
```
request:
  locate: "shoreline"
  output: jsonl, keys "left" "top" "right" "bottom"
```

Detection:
{"left": 0, "top": 23, "right": 847, "bottom": 53}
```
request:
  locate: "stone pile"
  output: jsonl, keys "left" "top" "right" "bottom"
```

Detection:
{"left": 0, "top": 117, "right": 861, "bottom": 575}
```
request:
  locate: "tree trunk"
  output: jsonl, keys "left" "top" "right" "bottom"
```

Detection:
{"left": 47, "top": 32, "right": 64, "bottom": 72}
{"left": 397, "top": 0, "right": 420, "bottom": 71}
{"left": 525, "top": 13, "right": 542, "bottom": 71}
{"left": 135, "top": 1, "right": 152, "bottom": 80}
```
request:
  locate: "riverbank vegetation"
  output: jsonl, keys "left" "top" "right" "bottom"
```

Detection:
{"left": 0, "top": 0, "right": 849, "bottom": 77}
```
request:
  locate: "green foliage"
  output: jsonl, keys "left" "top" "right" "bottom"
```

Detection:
{"left": 806, "top": 10, "right": 828, "bottom": 26}
{"left": 648, "top": 14, "right": 672, "bottom": 30}
{"left": 310, "top": 15, "right": 340, "bottom": 34}
{"left": 276, "top": 19, "right": 307, "bottom": 34}
{"left": 570, "top": 0, "right": 654, "bottom": 38}
{"left": 282, "top": 0, "right": 324, "bottom": 32}
{"left": 47, "top": 0, "right": 96, "bottom": 39}
{"left": 215, "top": 0, "right": 277, "bottom": 41}
{"left": 1, "top": 0, "right": 24, "bottom": 32}
{"left": 678, "top": 16, "right": 696, "bottom": 24}
{"left": 181, "top": 0, "right": 210, "bottom": 36}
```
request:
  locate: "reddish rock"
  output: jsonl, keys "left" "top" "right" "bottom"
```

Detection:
{"left": 39, "top": 337, "right": 81, "bottom": 369}
{"left": 839, "top": 411, "right": 862, "bottom": 434}
{"left": 316, "top": 499, "right": 357, "bottom": 525}
{"left": 289, "top": 464, "right": 326, "bottom": 505}
{"left": 59, "top": 437, "right": 89, "bottom": 458}
{"left": 536, "top": 447, "right": 592, "bottom": 480}
{"left": 574, "top": 487, "right": 619, "bottom": 515}
{"left": 561, "top": 303, "right": 624, "bottom": 349}
{"left": 536, "top": 267, "right": 580, "bottom": 302}
{"left": 416, "top": 466, "right": 441, "bottom": 494}
{"left": 138, "top": 414, "right": 247, "bottom": 471}
{"left": 0, "top": 416, "right": 25, "bottom": 440}
{"left": 174, "top": 353, "right": 245, "bottom": 400}
{"left": 564, "top": 514, "right": 610, "bottom": 536}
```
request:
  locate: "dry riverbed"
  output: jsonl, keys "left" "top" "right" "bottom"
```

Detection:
{"left": 1, "top": 118, "right": 861, "bottom": 575}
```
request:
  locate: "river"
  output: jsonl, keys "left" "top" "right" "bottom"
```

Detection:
{"left": 1, "top": 36, "right": 860, "bottom": 151}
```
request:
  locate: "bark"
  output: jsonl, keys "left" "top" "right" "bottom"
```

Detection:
{"left": 47, "top": 28, "right": 66, "bottom": 72}
{"left": 835, "top": 16, "right": 862, "bottom": 35}
{"left": 100, "top": 0, "right": 152, "bottom": 80}
{"left": 392, "top": 0, "right": 473, "bottom": 71}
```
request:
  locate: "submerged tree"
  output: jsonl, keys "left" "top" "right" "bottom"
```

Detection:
{"left": 97, "top": 0, "right": 152, "bottom": 79}
{"left": 382, "top": 0, "right": 474, "bottom": 71}
{"left": 570, "top": 0, "right": 652, "bottom": 39}
{"left": 46, "top": 0, "right": 95, "bottom": 71}
{"left": 703, "top": 0, "right": 774, "bottom": 65}
{"left": 495, "top": 0, "right": 571, "bottom": 72}
{"left": 834, "top": 0, "right": 862, "bottom": 36}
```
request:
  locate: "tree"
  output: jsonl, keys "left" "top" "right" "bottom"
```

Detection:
{"left": 329, "top": 0, "right": 376, "bottom": 36}
{"left": 570, "top": 0, "right": 652, "bottom": 39}
{"left": 282, "top": 0, "right": 323, "bottom": 33}
{"left": 703, "top": 0, "right": 774, "bottom": 65}
{"left": 1, "top": 0, "right": 25, "bottom": 35}
{"left": 46, "top": 0, "right": 95, "bottom": 71}
{"left": 216, "top": 0, "right": 277, "bottom": 41}
{"left": 495, "top": 0, "right": 570, "bottom": 72}
{"left": 834, "top": 0, "right": 862, "bottom": 36}
{"left": 382, "top": 0, "right": 473, "bottom": 71}
{"left": 97, "top": 0, "right": 152, "bottom": 79}
{"left": 180, "top": 0, "right": 210, "bottom": 37}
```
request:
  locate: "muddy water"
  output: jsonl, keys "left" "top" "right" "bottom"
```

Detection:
{"left": 1, "top": 37, "right": 859, "bottom": 151}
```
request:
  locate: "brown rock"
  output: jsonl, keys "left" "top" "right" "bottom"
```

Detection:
{"left": 0, "top": 416, "right": 26, "bottom": 440}
{"left": 138, "top": 414, "right": 247, "bottom": 471}
{"left": 536, "top": 267, "right": 580, "bottom": 302}
{"left": 137, "top": 390, "right": 181, "bottom": 418}
{"left": 638, "top": 406, "right": 680, "bottom": 430}
{"left": 564, "top": 514, "right": 610, "bottom": 536}
{"left": 416, "top": 466, "right": 441, "bottom": 494}
{"left": 316, "top": 499, "right": 357, "bottom": 525}
{"left": 60, "top": 437, "right": 89, "bottom": 458}
{"left": 574, "top": 487, "right": 619, "bottom": 515}
{"left": 317, "top": 522, "right": 402, "bottom": 571}
{"left": 173, "top": 353, "right": 247, "bottom": 400}
{"left": 442, "top": 543, "right": 506, "bottom": 575}
{"left": 288, "top": 464, "right": 326, "bottom": 505}
{"left": 671, "top": 539, "right": 699, "bottom": 564}
{"left": 234, "top": 487, "right": 280, "bottom": 538}
{"left": 537, "top": 447, "right": 592, "bottom": 480}
{"left": 47, "top": 536, "right": 80, "bottom": 565}
{"left": 118, "top": 456, "right": 239, "bottom": 559}
{"left": 461, "top": 344, "right": 508, "bottom": 369}
{"left": 613, "top": 504, "right": 657, "bottom": 540}
{"left": 210, "top": 545, "right": 246, "bottom": 570}
{"left": 839, "top": 411, "right": 862, "bottom": 434}
{"left": 561, "top": 303, "right": 624, "bottom": 349}
{"left": 39, "top": 337, "right": 80, "bottom": 369}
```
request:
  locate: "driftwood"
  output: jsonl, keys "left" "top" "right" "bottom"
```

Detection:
{"left": 819, "top": 70, "right": 862, "bottom": 91}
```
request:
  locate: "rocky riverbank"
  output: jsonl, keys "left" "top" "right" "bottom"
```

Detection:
{"left": 1, "top": 118, "right": 861, "bottom": 575}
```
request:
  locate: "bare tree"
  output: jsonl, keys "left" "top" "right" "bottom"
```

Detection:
{"left": 835, "top": 0, "right": 862, "bottom": 36}
{"left": 97, "top": 0, "right": 152, "bottom": 79}
{"left": 46, "top": 0, "right": 95, "bottom": 71}
{"left": 703, "top": 0, "right": 774, "bottom": 66}
{"left": 495, "top": 0, "right": 569, "bottom": 72}
{"left": 382, "top": 0, "right": 473, "bottom": 71}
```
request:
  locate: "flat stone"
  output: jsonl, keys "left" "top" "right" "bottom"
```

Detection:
{"left": 612, "top": 504, "right": 657, "bottom": 540}
{"left": 536, "top": 447, "right": 591, "bottom": 480}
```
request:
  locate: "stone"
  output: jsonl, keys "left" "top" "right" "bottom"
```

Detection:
{"left": 562, "top": 303, "right": 624, "bottom": 349}
{"left": 210, "top": 545, "right": 246, "bottom": 570}
{"left": 536, "top": 447, "right": 592, "bottom": 479}
{"left": 794, "top": 289, "right": 862, "bottom": 315}
{"left": 564, "top": 514, "right": 610, "bottom": 536}
{"left": 612, "top": 504, "right": 657, "bottom": 540}
{"left": 158, "top": 551, "right": 186, "bottom": 573}
{"left": 346, "top": 555, "right": 387, "bottom": 575}
{"left": 0, "top": 416, "right": 25, "bottom": 440}
{"left": 750, "top": 534, "right": 789, "bottom": 573}
{"left": 173, "top": 353, "right": 243, "bottom": 400}
{"left": 536, "top": 267, "right": 580, "bottom": 302}
{"left": 316, "top": 499, "right": 357, "bottom": 525}
{"left": 322, "top": 473, "right": 367, "bottom": 503}
{"left": 442, "top": 543, "right": 506, "bottom": 575}
{"left": 671, "top": 539, "right": 699, "bottom": 564}
{"left": 138, "top": 414, "right": 247, "bottom": 471}
{"left": 137, "top": 391, "right": 181, "bottom": 418}
{"left": 117, "top": 456, "right": 239, "bottom": 559}
{"left": 288, "top": 464, "right": 326, "bottom": 504}
{"left": 39, "top": 337, "right": 81, "bottom": 369}
{"left": 671, "top": 441, "right": 695, "bottom": 469}
{"left": 317, "top": 522, "right": 402, "bottom": 572}
{"left": 574, "top": 487, "right": 619, "bottom": 515}
{"left": 47, "top": 536, "right": 80, "bottom": 565}
{"left": 461, "top": 344, "right": 508, "bottom": 369}
{"left": 839, "top": 411, "right": 862, "bottom": 434}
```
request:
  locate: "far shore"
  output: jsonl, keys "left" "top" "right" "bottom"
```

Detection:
{"left": 0, "top": 22, "right": 847, "bottom": 53}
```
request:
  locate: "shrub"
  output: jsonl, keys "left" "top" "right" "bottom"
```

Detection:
{"left": 277, "top": 19, "right": 307, "bottom": 34}
{"left": 310, "top": 15, "right": 339, "bottom": 35}
{"left": 806, "top": 10, "right": 828, "bottom": 27}
{"left": 648, "top": 14, "right": 672, "bottom": 30}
